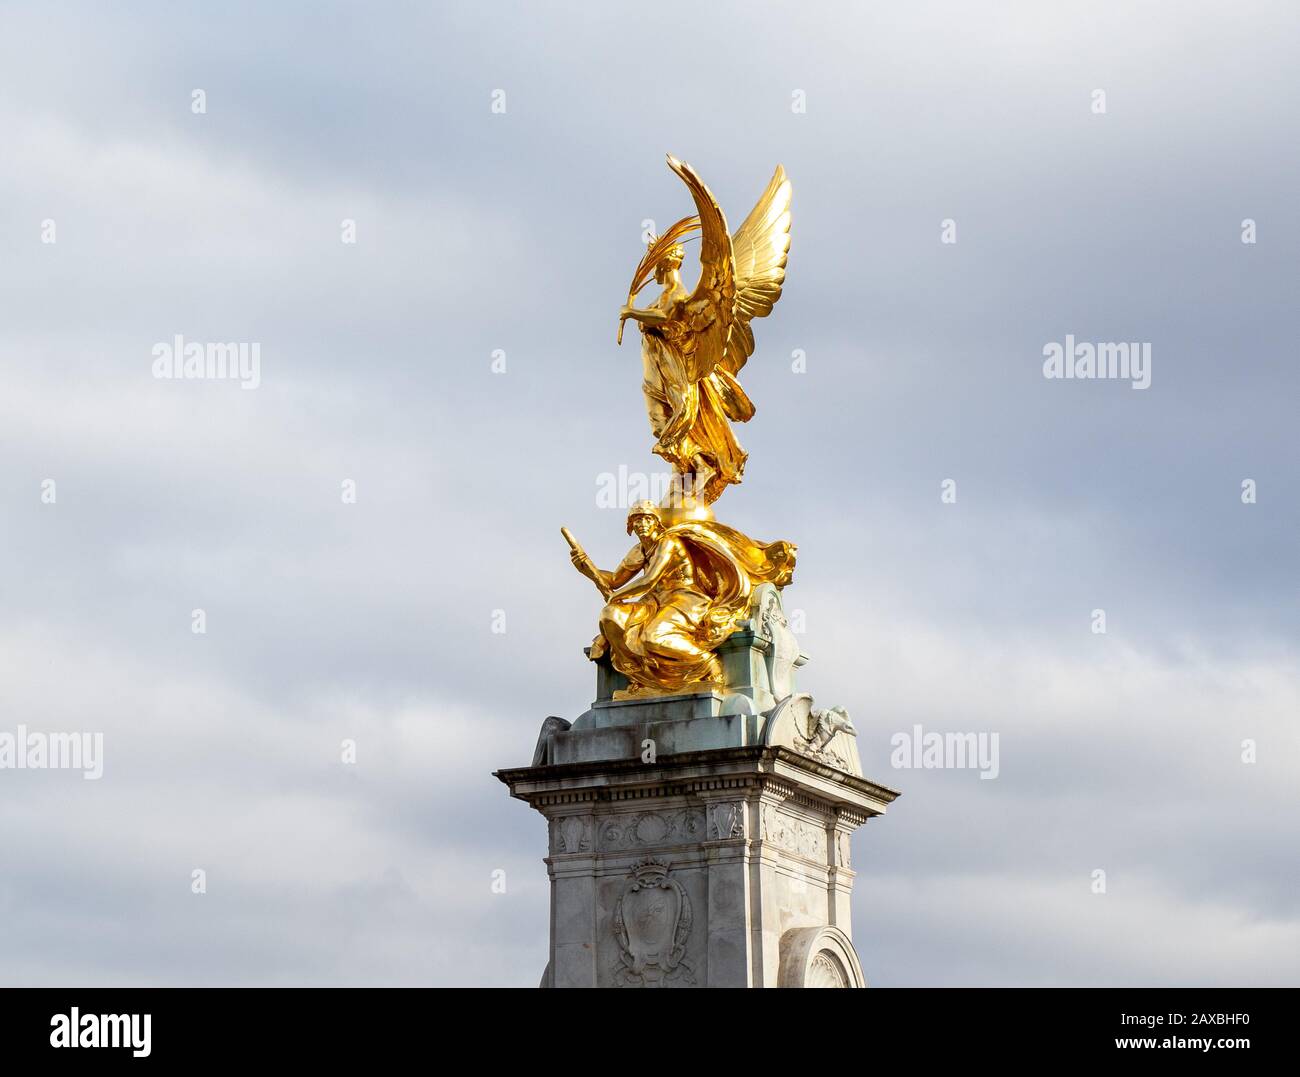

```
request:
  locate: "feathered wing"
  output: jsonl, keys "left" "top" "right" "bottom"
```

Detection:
{"left": 723, "top": 165, "right": 792, "bottom": 374}
{"left": 665, "top": 155, "right": 735, "bottom": 384}
{"left": 663, "top": 158, "right": 792, "bottom": 385}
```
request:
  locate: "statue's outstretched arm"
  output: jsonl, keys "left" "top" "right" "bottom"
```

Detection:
{"left": 619, "top": 302, "right": 670, "bottom": 329}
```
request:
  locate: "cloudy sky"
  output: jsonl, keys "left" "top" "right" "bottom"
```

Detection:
{"left": 1, "top": 1, "right": 1295, "bottom": 986}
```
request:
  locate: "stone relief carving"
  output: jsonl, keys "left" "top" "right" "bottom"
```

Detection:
{"left": 613, "top": 859, "right": 695, "bottom": 987}
{"left": 600, "top": 809, "right": 704, "bottom": 851}
{"left": 707, "top": 801, "right": 745, "bottom": 840}
{"left": 762, "top": 693, "right": 863, "bottom": 776}
{"left": 808, "top": 951, "right": 850, "bottom": 988}
{"left": 756, "top": 584, "right": 803, "bottom": 701}
{"left": 761, "top": 803, "right": 828, "bottom": 861}
{"left": 808, "top": 705, "right": 856, "bottom": 754}
{"left": 777, "top": 925, "right": 867, "bottom": 988}
{"left": 553, "top": 815, "right": 593, "bottom": 854}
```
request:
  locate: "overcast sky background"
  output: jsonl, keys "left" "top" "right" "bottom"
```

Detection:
{"left": 1, "top": 1, "right": 1296, "bottom": 986}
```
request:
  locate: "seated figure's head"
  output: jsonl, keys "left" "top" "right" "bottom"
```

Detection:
{"left": 626, "top": 500, "right": 663, "bottom": 540}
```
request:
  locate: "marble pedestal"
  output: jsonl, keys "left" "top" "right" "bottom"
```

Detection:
{"left": 496, "top": 743, "right": 898, "bottom": 988}
{"left": 494, "top": 586, "right": 901, "bottom": 988}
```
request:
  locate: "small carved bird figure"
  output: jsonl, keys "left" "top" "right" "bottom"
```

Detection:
{"left": 807, "top": 705, "right": 856, "bottom": 753}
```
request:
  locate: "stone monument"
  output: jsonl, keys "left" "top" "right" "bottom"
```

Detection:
{"left": 494, "top": 156, "right": 900, "bottom": 987}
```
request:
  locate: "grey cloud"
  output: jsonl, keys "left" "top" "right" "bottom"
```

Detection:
{"left": 0, "top": 1, "right": 1295, "bottom": 985}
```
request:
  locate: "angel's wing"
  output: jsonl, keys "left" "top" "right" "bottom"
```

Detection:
{"left": 664, "top": 157, "right": 792, "bottom": 384}
{"left": 723, "top": 165, "right": 792, "bottom": 374}
{"left": 665, "top": 155, "right": 735, "bottom": 384}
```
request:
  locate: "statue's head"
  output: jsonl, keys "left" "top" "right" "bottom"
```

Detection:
{"left": 626, "top": 500, "right": 663, "bottom": 539}
{"left": 653, "top": 243, "right": 685, "bottom": 284}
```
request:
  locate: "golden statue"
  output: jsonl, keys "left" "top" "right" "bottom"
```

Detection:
{"left": 566, "top": 502, "right": 795, "bottom": 695}
{"left": 617, "top": 156, "right": 793, "bottom": 506}
{"left": 563, "top": 157, "right": 797, "bottom": 697}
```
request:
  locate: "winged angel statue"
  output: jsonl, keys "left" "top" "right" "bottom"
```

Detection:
{"left": 563, "top": 157, "right": 797, "bottom": 696}
{"left": 617, "top": 156, "right": 792, "bottom": 506}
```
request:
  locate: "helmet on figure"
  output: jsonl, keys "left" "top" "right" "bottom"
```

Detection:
{"left": 626, "top": 500, "right": 662, "bottom": 534}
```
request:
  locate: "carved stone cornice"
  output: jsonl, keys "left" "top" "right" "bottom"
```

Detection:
{"left": 494, "top": 745, "right": 901, "bottom": 819}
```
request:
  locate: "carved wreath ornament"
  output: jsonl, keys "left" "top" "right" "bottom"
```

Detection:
{"left": 613, "top": 859, "right": 695, "bottom": 987}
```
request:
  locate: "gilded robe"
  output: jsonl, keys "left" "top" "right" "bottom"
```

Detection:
{"left": 592, "top": 520, "right": 796, "bottom": 693}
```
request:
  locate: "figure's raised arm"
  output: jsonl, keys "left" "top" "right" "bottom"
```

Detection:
{"left": 563, "top": 527, "right": 614, "bottom": 599}
{"left": 568, "top": 548, "right": 613, "bottom": 598}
